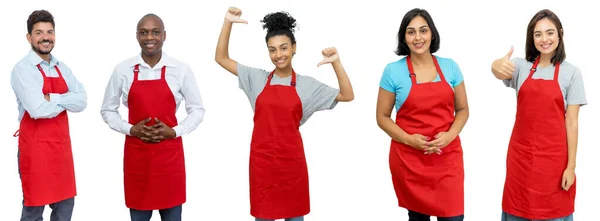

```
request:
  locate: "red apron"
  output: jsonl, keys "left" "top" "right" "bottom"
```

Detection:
{"left": 389, "top": 55, "right": 464, "bottom": 217}
{"left": 123, "top": 64, "right": 186, "bottom": 210}
{"left": 249, "top": 70, "right": 308, "bottom": 219}
{"left": 502, "top": 57, "right": 575, "bottom": 219}
{"left": 17, "top": 64, "right": 76, "bottom": 206}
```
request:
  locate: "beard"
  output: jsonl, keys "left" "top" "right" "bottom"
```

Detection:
{"left": 31, "top": 39, "right": 54, "bottom": 55}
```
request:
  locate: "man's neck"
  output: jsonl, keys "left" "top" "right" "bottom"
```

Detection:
{"left": 142, "top": 52, "right": 162, "bottom": 68}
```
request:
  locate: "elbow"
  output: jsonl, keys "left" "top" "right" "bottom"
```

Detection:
{"left": 27, "top": 110, "right": 55, "bottom": 119}
{"left": 375, "top": 114, "right": 387, "bottom": 130}
{"left": 565, "top": 117, "right": 578, "bottom": 130}
{"left": 215, "top": 54, "right": 226, "bottom": 65}
{"left": 337, "top": 93, "right": 354, "bottom": 102}
{"left": 345, "top": 94, "right": 355, "bottom": 102}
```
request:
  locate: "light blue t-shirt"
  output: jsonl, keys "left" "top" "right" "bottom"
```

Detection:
{"left": 379, "top": 56, "right": 464, "bottom": 112}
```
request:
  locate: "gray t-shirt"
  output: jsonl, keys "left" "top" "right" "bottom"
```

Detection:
{"left": 237, "top": 63, "right": 340, "bottom": 126}
{"left": 503, "top": 57, "right": 587, "bottom": 109}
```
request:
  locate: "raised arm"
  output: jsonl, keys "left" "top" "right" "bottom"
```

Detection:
{"left": 215, "top": 6, "right": 248, "bottom": 76}
{"left": 317, "top": 47, "right": 354, "bottom": 102}
{"left": 491, "top": 46, "right": 516, "bottom": 80}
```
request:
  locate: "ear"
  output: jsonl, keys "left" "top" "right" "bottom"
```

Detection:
{"left": 163, "top": 30, "right": 167, "bottom": 41}
{"left": 292, "top": 43, "right": 297, "bottom": 54}
{"left": 26, "top": 33, "right": 32, "bottom": 44}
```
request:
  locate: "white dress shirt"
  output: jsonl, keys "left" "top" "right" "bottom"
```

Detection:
{"left": 11, "top": 50, "right": 87, "bottom": 122}
{"left": 100, "top": 52, "right": 205, "bottom": 137}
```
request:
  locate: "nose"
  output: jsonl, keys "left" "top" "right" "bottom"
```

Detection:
{"left": 145, "top": 33, "right": 155, "bottom": 41}
{"left": 415, "top": 32, "right": 423, "bottom": 41}
{"left": 275, "top": 50, "right": 282, "bottom": 58}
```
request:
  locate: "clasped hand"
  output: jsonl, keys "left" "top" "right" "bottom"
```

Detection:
{"left": 130, "top": 118, "right": 176, "bottom": 143}
{"left": 406, "top": 131, "right": 457, "bottom": 155}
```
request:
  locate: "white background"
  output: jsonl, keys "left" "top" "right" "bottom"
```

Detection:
{"left": 0, "top": 0, "right": 598, "bottom": 220}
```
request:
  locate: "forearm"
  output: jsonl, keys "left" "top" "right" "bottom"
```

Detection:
{"left": 215, "top": 21, "right": 232, "bottom": 62}
{"left": 53, "top": 91, "right": 88, "bottom": 112}
{"left": 448, "top": 107, "right": 469, "bottom": 136}
{"left": 377, "top": 115, "right": 410, "bottom": 144}
{"left": 331, "top": 60, "right": 354, "bottom": 101}
{"left": 566, "top": 118, "right": 578, "bottom": 170}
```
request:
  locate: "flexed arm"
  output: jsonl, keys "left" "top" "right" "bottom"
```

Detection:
{"left": 215, "top": 6, "right": 248, "bottom": 76}
{"left": 317, "top": 47, "right": 354, "bottom": 102}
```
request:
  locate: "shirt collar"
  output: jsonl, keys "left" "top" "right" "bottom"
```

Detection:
{"left": 27, "top": 49, "right": 59, "bottom": 67}
{"left": 129, "top": 52, "right": 175, "bottom": 69}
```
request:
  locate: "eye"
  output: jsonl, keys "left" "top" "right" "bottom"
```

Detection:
{"left": 407, "top": 31, "right": 414, "bottom": 35}
{"left": 420, "top": 29, "right": 428, "bottom": 33}
{"left": 548, "top": 31, "right": 555, "bottom": 36}
{"left": 153, "top": 31, "right": 160, "bottom": 35}
{"left": 534, "top": 33, "right": 541, "bottom": 37}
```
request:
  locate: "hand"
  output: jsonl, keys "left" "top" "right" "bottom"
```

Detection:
{"left": 225, "top": 7, "right": 248, "bottom": 24}
{"left": 44, "top": 94, "right": 50, "bottom": 101}
{"left": 149, "top": 118, "right": 177, "bottom": 141}
{"left": 561, "top": 168, "right": 575, "bottom": 191}
{"left": 130, "top": 118, "right": 157, "bottom": 143}
{"left": 424, "top": 131, "right": 457, "bottom": 155}
{"left": 491, "top": 46, "right": 516, "bottom": 80}
{"left": 317, "top": 47, "right": 340, "bottom": 67}
{"left": 405, "top": 134, "right": 435, "bottom": 152}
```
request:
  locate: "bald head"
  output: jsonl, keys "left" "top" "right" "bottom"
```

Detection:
{"left": 137, "top": 13, "right": 164, "bottom": 31}
{"left": 136, "top": 13, "right": 166, "bottom": 58}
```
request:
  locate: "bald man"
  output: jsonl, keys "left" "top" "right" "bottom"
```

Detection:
{"left": 100, "top": 14, "right": 205, "bottom": 221}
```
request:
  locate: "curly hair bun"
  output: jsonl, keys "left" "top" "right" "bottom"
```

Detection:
{"left": 261, "top": 11, "right": 296, "bottom": 33}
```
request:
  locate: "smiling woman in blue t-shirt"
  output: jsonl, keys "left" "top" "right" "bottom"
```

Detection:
{"left": 375, "top": 8, "right": 469, "bottom": 221}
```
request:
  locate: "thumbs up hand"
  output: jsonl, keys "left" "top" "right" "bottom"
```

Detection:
{"left": 491, "top": 46, "right": 516, "bottom": 80}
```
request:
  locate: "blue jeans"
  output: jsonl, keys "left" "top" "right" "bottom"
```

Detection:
{"left": 130, "top": 205, "right": 182, "bottom": 221}
{"left": 20, "top": 198, "right": 75, "bottom": 221}
{"left": 18, "top": 151, "right": 75, "bottom": 221}
{"left": 408, "top": 210, "right": 464, "bottom": 221}
{"left": 501, "top": 211, "right": 573, "bottom": 221}
{"left": 255, "top": 216, "right": 304, "bottom": 221}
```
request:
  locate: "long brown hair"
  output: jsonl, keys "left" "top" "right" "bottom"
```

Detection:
{"left": 526, "top": 9, "right": 566, "bottom": 64}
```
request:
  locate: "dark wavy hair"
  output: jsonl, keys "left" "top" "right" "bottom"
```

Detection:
{"left": 27, "top": 10, "right": 55, "bottom": 34}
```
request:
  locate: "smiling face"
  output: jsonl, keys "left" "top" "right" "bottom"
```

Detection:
{"left": 267, "top": 35, "right": 296, "bottom": 69}
{"left": 533, "top": 18, "right": 560, "bottom": 57}
{"left": 136, "top": 15, "right": 166, "bottom": 57}
{"left": 404, "top": 16, "right": 432, "bottom": 55}
{"left": 27, "top": 22, "right": 55, "bottom": 55}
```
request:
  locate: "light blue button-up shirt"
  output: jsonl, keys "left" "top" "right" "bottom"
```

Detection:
{"left": 10, "top": 50, "right": 87, "bottom": 122}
